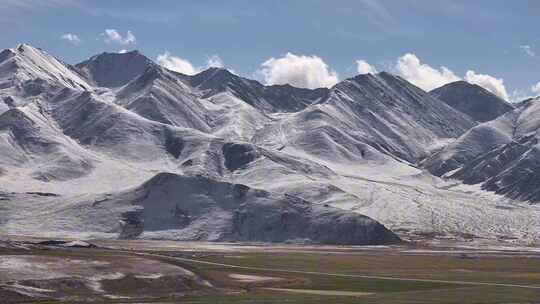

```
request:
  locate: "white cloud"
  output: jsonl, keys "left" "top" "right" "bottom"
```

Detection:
{"left": 206, "top": 54, "right": 224, "bottom": 68}
{"left": 156, "top": 52, "right": 231, "bottom": 75}
{"left": 156, "top": 52, "right": 197, "bottom": 75}
{"left": 395, "top": 53, "right": 460, "bottom": 91}
{"left": 60, "top": 33, "right": 81, "bottom": 45}
{"left": 118, "top": 49, "right": 128, "bottom": 54}
{"left": 392, "top": 53, "right": 509, "bottom": 100}
{"left": 356, "top": 60, "right": 377, "bottom": 74}
{"left": 100, "top": 29, "right": 136, "bottom": 45}
{"left": 510, "top": 89, "right": 534, "bottom": 103}
{"left": 520, "top": 45, "right": 535, "bottom": 57}
{"left": 464, "top": 70, "right": 509, "bottom": 100}
{"left": 532, "top": 82, "right": 540, "bottom": 95}
{"left": 258, "top": 52, "right": 338, "bottom": 89}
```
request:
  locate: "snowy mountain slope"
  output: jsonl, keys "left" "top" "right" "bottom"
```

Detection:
{"left": 424, "top": 97, "right": 540, "bottom": 202}
{"left": 76, "top": 50, "right": 153, "bottom": 88}
{"left": 254, "top": 72, "right": 476, "bottom": 165}
{"left": 113, "top": 173, "right": 400, "bottom": 244}
{"left": 0, "top": 44, "right": 90, "bottom": 115}
{"left": 114, "top": 65, "right": 212, "bottom": 131}
{"left": 0, "top": 50, "right": 402, "bottom": 244}
{"left": 0, "top": 173, "right": 400, "bottom": 245}
{"left": 330, "top": 72, "right": 476, "bottom": 161}
{"left": 1, "top": 43, "right": 539, "bottom": 244}
{"left": 112, "top": 65, "right": 275, "bottom": 141}
{"left": 422, "top": 112, "right": 516, "bottom": 177}
{"left": 430, "top": 81, "right": 514, "bottom": 123}
{"left": 0, "top": 102, "right": 95, "bottom": 182}
{"left": 189, "top": 67, "right": 329, "bottom": 113}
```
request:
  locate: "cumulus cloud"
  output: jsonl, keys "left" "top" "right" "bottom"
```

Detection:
{"left": 258, "top": 52, "right": 338, "bottom": 89}
{"left": 464, "top": 70, "right": 509, "bottom": 100}
{"left": 395, "top": 53, "right": 460, "bottom": 91}
{"left": 392, "top": 53, "right": 509, "bottom": 100}
{"left": 532, "top": 82, "right": 540, "bottom": 95}
{"left": 100, "top": 29, "right": 136, "bottom": 45}
{"left": 520, "top": 45, "right": 535, "bottom": 57}
{"left": 60, "top": 33, "right": 81, "bottom": 45}
{"left": 206, "top": 54, "right": 224, "bottom": 68}
{"left": 356, "top": 60, "right": 377, "bottom": 74}
{"left": 156, "top": 52, "right": 198, "bottom": 75}
{"left": 156, "top": 51, "right": 231, "bottom": 75}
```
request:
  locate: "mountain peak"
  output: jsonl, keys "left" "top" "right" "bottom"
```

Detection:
{"left": 90, "top": 49, "right": 142, "bottom": 59}
{"left": 430, "top": 80, "right": 513, "bottom": 123}
{"left": 189, "top": 66, "right": 247, "bottom": 91}
{"left": 0, "top": 43, "right": 90, "bottom": 92}
{"left": 345, "top": 71, "right": 400, "bottom": 86}
{"left": 14, "top": 43, "right": 40, "bottom": 53}
{"left": 0, "top": 48, "right": 15, "bottom": 63}
{"left": 75, "top": 50, "right": 154, "bottom": 88}
{"left": 438, "top": 80, "right": 489, "bottom": 92}
{"left": 338, "top": 71, "right": 405, "bottom": 93}
{"left": 0, "top": 44, "right": 44, "bottom": 62}
{"left": 9, "top": 43, "right": 52, "bottom": 60}
{"left": 193, "top": 66, "right": 234, "bottom": 80}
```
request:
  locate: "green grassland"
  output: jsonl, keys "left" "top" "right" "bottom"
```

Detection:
{"left": 1, "top": 245, "right": 540, "bottom": 303}
{"left": 164, "top": 249, "right": 540, "bottom": 304}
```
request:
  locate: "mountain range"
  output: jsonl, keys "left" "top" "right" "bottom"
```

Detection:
{"left": 0, "top": 44, "right": 539, "bottom": 245}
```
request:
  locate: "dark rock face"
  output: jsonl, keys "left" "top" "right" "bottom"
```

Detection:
{"left": 165, "top": 132, "right": 184, "bottom": 159}
{"left": 430, "top": 81, "right": 514, "bottom": 123}
{"left": 119, "top": 209, "right": 144, "bottom": 239}
{"left": 0, "top": 49, "right": 15, "bottom": 63}
{"left": 222, "top": 143, "right": 259, "bottom": 171}
{"left": 21, "top": 78, "right": 46, "bottom": 96}
{"left": 111, "top": 173, "right": 400, "bottom": 245}
{"left": 75, "top": 51, "right": 153, "bottom": 88}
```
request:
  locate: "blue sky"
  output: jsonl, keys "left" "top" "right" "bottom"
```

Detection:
{"left": 1, "top": 0, "right": 539, "bottom": 100}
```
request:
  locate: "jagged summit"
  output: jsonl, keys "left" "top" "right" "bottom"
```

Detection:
{"left": 0, "top": 43, "right": 90, "bottom": 91}
{"left": 430, "top": 80, "right": 514, "bottom": 123}
{"left": 189, "top": 66, "right": 328, "bottom": 112}
{"left": 190, "top": 67, "right": 256, "bottom": 91}
{"left": 337, "top": 71, "right": 422, "bottom": 94}
{"left": 75, "top": 50, "right": 154, "bottom": 88}
{"left": 327, "top": 70, "right": 476, "bottom": 161}
{"left": 0, "top": 43, "right": 91, "bottom": 114}
{"left": 13, "top": 43, "right": 43, "bottom": 54}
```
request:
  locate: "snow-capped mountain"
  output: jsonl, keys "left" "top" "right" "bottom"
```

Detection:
{"left": 430, "top": 80, "right": 514, "bottom": 123}
{"left": 0, "top": 44, "right": 89, "bottom": 114}
{"left": 112, "top": 172, "right": 399, "bottom": 244}
{"left": 424, "top": 97, "right": 540, "bottom": 202}
{"left": 1, "top": 44, "right": 539, "bottom": 244}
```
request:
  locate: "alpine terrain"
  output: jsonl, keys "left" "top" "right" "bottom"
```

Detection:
{"left": 1, "top": 44, "right": 539, "bottom": 244}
